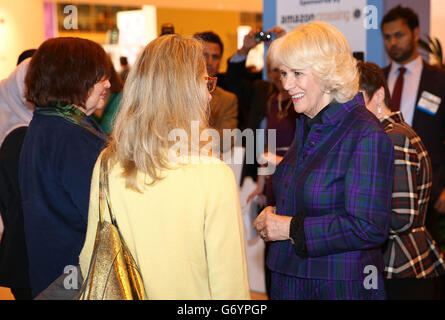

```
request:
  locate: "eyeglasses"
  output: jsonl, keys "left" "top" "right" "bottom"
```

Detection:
{"left": 204, "top": 76, "right": 217, "bottom": 93}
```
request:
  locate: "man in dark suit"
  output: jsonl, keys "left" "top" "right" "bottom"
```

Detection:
{"left": 381, "top": 5, "right": 445, "bottom": 271}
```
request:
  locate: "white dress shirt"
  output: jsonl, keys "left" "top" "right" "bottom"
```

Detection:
{"left": 387, "top": 55, "right": 423, "bottom": 126}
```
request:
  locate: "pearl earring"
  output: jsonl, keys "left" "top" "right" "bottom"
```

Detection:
{"left": 377, "top": 103, "right": 382, "bottom": 115}
{"left": 324, "top": 89, "right": 331, "bottom": 94}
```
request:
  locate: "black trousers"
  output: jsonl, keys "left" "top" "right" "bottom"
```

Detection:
{"left": 384, "top": 277, "right": 443, "bottom": 300}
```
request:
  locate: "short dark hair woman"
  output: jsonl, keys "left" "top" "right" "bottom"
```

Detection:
{"left": 19, "top": 37, "right": 111, "bottom": 298}
{"left": 357, "top": 61, "right": 445, "bottom": 299}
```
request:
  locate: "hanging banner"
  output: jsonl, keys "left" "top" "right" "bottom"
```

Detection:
{"left": 276, "top": 0, "right": 367, "bottom": 54}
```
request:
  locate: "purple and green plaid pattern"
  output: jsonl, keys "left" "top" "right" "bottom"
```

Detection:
{"left": 268, "top": 94, "right": 394, "bottom": 283}
{"left": 381, "top": 112, "right": 445, "bottom": 279}
{"left": 270, "top": 272, "right": 386, "bottom": 300}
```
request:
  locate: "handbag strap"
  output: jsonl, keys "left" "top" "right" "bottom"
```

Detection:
{"left": 76, "top": 153, "right": 116, "bottom": 299}
{"left": 99, "top": 153, "right": 117, "bottom": 226}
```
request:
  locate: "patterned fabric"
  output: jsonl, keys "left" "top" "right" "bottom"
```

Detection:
{"left": 381, "top": 112, "right": 445, "bottom": 279}
{"left": 268, "top": 94, "right": 394, "bottom": 286}
{"left": 270, "top": 271, "right": 386, "bottom": 300}
{"left": 35, "top": 104, "right": 108, "bottom": 140}
{"left": 208, "top": 86, "right": 238, "bottom": 153}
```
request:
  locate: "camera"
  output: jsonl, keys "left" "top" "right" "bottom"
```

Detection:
{"left": 255, "top": 31, "right": 273, "bottom": 42}
{"left": 161, "top": 23, "right": 175, "bottom": 36}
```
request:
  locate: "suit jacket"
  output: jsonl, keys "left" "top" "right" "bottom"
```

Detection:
{"left": 224, "top": 59, "right": 268, "bottom": 129}
{"left": 380, "top": 112, "right": 445, "bottom": 279}
{"left": 268, "top": 94, "right": 394, "bottom": 281}
{"left": 0, "top": 126, "right": 31, "bottom": 289}
{"left": 384, "top": 61, "right": 445, "bottom": 203}
{"left": 225, "top": 58, "right": 277, "bottom": 180}
{"left": 209, "top": 86, "right": 238, "bottom": 153}
{"left": 225, "top": 58, "right": 274, "bottom": 132}
{"left": 209, "top": 86, "right": 238, "bottom": 131}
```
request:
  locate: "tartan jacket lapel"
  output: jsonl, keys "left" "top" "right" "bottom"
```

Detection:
{"left": 293, "top": 94, "right": 366, "bottom": 179}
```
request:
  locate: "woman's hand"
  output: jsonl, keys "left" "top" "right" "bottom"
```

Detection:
{"left": 237, "top": 30, "right": 260, "bottom": 56}
{"left": 247, "top": 186, "right": 265, "bottom": 204}
{"left": 253, "top": 206, "right": 292, "bottom": 241}
{"left": 247, "top": 174, "right": 266, "bottom": 204}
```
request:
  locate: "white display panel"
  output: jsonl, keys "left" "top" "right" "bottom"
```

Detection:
{"left": 276, "top": 0, "right": 367, "bottom": 54}
{"left": 112, "top": 5, "right": 157, "bottom": 70}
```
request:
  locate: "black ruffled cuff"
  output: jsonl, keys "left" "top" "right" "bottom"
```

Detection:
{"left": 289, "top": 213, "right": 308, "bottom": 257}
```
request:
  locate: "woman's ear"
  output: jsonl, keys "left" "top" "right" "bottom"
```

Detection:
{"left": 370, "top": 86, "right": 385, "bottom": 106}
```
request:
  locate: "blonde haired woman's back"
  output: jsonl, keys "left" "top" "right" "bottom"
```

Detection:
{"left": 79, "top": 35, "right": 250, "bottom": 299}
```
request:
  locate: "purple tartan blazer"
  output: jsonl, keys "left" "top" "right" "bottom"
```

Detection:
{"left": 268, "top": 94, "right": 395, "bottom": 281}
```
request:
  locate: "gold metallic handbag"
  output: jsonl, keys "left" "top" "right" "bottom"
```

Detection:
{"left": 77, "top": 154, "right": 147, "bottom": 300}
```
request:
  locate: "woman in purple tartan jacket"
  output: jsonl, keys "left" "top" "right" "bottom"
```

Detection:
{"left": 253, "top": 22, "right": 395, "bottom": 300}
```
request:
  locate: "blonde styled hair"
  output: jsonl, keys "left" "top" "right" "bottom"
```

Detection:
{"left": 104, "top": 34, "right": 209, "bottom": 190}
{"left": 271, "top": 21, "right": 359, "bottom": 103}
